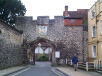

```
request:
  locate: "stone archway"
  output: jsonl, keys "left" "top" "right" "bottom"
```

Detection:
{"left": 28, "top": 37, "right": 56, "bottom": 65}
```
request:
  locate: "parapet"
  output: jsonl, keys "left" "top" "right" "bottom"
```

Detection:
{"left": 37, "top": 16, "right": 49, "bottom": 25}
{"left": 15, "top": 16, "right": 33, "bottom": 24}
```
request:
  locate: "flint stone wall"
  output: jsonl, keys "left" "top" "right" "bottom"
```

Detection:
{"left": 15, "top": 16, "right": 37, "bottom": 41}
{"left": 0, "top": 20, "right": 23, "bottom": 70}
{"left": 15, "top": 16, "right": 88, "bottom": 64}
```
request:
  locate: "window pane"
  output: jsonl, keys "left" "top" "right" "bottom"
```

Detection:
{"left": 100, "top": 20, "right": 102, "bottom": 34}
{"left": 92, "top": 45, "right": 96, "bottom": 57}
{"left": 91, "top": 9, "right": 95, "bottom": 18}
{"left": 93, "top": 46, "right": 96, "bottom": 57}
{"left": 101, "top": 44, "right": 102, "bottom": 54}
{"left": 70, "top": 19, "right": 75, "bottom": 24}
{"left": 92, "top": 26, "right": 96, "bottom": 37}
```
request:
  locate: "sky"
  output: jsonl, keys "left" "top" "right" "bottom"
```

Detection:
{"left": 21, "top": 0, "right": 97, "bottom": 20}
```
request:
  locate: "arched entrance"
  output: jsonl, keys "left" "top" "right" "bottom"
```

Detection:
{"left": 27, "top": 37, "right": 56, "bottom": 65}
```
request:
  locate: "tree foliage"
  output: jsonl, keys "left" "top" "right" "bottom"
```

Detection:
{"left": 0, "top": 0, "right": 26, "bottom": 25}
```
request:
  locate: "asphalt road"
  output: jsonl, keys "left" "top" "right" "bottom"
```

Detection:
{"left": 8, "top": 62, "right": 58, "bottom": 76}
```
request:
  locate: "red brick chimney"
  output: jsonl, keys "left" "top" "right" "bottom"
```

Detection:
{"left": 63, "top": 6, "right": 68, "bottom": 17}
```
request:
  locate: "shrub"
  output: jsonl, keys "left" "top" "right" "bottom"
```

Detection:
{"left": 38, "top": 54, "right": 48, "bottom": 61}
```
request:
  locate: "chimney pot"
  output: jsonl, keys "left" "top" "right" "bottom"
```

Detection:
{"left": 63, "top": 6, "right": 68, "bottom": 17}
{"left": 65, "top": 6, "right": 68, "bottom": 11}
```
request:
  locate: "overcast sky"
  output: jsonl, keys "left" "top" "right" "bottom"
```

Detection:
{"left": 21, "top": 0, "right": 97, "bottom": 20}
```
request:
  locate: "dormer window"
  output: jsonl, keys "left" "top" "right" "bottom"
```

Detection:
{"left": 65, "top": 14, "right": 70, "bottom": 17}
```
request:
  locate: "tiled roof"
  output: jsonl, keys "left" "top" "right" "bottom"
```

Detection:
{"left": 63, "top": 9, "right": 89, "bottom": 24}
{"left": 77, "top": 9, "right": 89, "bottom": 24}
{"left": 68, "top": 11, "right": 83, "bottom": 17}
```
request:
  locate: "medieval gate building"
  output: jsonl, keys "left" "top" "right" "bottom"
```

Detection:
{"left": 15, "top": 6, "right": 88, "bottom": 65}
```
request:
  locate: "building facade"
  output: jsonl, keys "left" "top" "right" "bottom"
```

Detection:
{"left": 88, "top": 0, "right": 102, "bottom": 62}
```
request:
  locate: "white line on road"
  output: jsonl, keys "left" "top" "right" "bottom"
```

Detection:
{"left": 12, "top": 68, "right": 30, "bottom": 76}
{"left": 51, "top": 69, "right": 61, "bottom": 76}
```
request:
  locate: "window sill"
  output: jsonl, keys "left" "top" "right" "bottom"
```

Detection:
{"left": 99, "top": 1, "right": 102, "bottom": 4}
{"left": 92, "top": 37, "right": 96, "bottom": 39}
{"left": 92, "top": 57, "right": 97, "bottom": 58}
{"left": 91, "top": 17, "right": 95, "bottom": 20}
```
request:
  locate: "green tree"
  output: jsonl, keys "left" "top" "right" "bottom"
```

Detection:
{"left": 0, "top": 0, "right": 26, "bottom": 25}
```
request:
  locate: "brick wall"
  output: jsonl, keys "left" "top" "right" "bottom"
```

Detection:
{"left": 64, "top": 19, "right": 83, "bottom": 26}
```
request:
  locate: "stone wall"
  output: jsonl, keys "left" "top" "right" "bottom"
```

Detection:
{"left": 15, "top": 16, "right": 88, "bottom": 64}
{"left": 83, "top": 31, "right": 88, "bottom": 61}
{"left": 0, "top": 20, "right": 23, "bottom": 70}
{"left": 15, "top": 16, "right": 37, "bottom": 41}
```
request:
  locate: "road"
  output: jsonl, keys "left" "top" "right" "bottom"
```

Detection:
{"left": 8, "top": 62, "right": 58, "bottom": 76}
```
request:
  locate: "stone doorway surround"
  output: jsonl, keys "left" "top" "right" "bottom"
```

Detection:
{"left": 26, "top": 37, "right": 56, "bottom": 65}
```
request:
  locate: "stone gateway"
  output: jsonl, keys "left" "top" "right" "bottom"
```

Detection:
{"left": 0, "top": 6, "right": 88, "bottom": 69}
{"left": 15, "top": 6, "right": 88, "bottom": 65}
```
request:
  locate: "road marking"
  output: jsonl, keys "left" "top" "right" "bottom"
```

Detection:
{"left": 12, "top": 68, "right": 30, "bottom": 76}
{"left": 51, "top": 69, "right": 61, "bottom": 76}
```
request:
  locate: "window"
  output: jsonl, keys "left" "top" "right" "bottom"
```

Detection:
{"left": 70, "top": 19, "right": 75, "bottom": 24}
{"left": 100, "top": 20, "right": 102, "bottom": 35}
{"left": 39, "top": 26, "right": 47, "bottom": 35}
{"left": 0, "top": 29, "right": 1, "bottom": 34}
{"left": 101, "top": 44, "right": 102, "bottom": 54}
{"left": 91, "top": 9, "right": 95, "bottom": 18}
{"left": 92, "top": 25, "right": 96, "bottom": 37}
{"left": 92, "top": 45, "right": 96, "bottom": 58}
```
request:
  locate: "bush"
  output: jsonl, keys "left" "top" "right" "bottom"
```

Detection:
{"left": 38, "top": 54, "right": 48, "bottom": 61}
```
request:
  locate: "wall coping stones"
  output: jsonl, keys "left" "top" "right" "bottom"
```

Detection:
{"left": 0, "top": 19, "right": 22, "bottom": 34}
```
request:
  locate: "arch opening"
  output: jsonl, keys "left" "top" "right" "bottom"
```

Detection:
{"left": 26, "top": 38, "right": 56, "bottom": 65}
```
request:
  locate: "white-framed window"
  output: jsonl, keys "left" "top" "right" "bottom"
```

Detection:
{"left": 100, "top": 20, "right": 102, "bottom": 35}
{"left": 92, "top": 45, "right": 97, "bottom": 58}
{"left": 92, "top": 25, "right": 96, "bottom": 37}
{"left": 101, "top": 44, "right": 102, "bottom": 54}
{"left": 70, "top": 19, "right": 75, "bottom": 24}
{"left": 100, "top": 0, "right": 102, "bottom": 2}
{"left": 91, "top": 9, "right": 95, "bottom": 18}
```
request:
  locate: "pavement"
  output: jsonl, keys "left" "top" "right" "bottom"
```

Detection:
{"left": 0, "top": 65, "right": 102, "bottom": 76}
{"left": 55, "top": 66, "right": 102, "bottom": 76}
{"left": 0, "top": 66, "right": 28, "bottom": 76}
